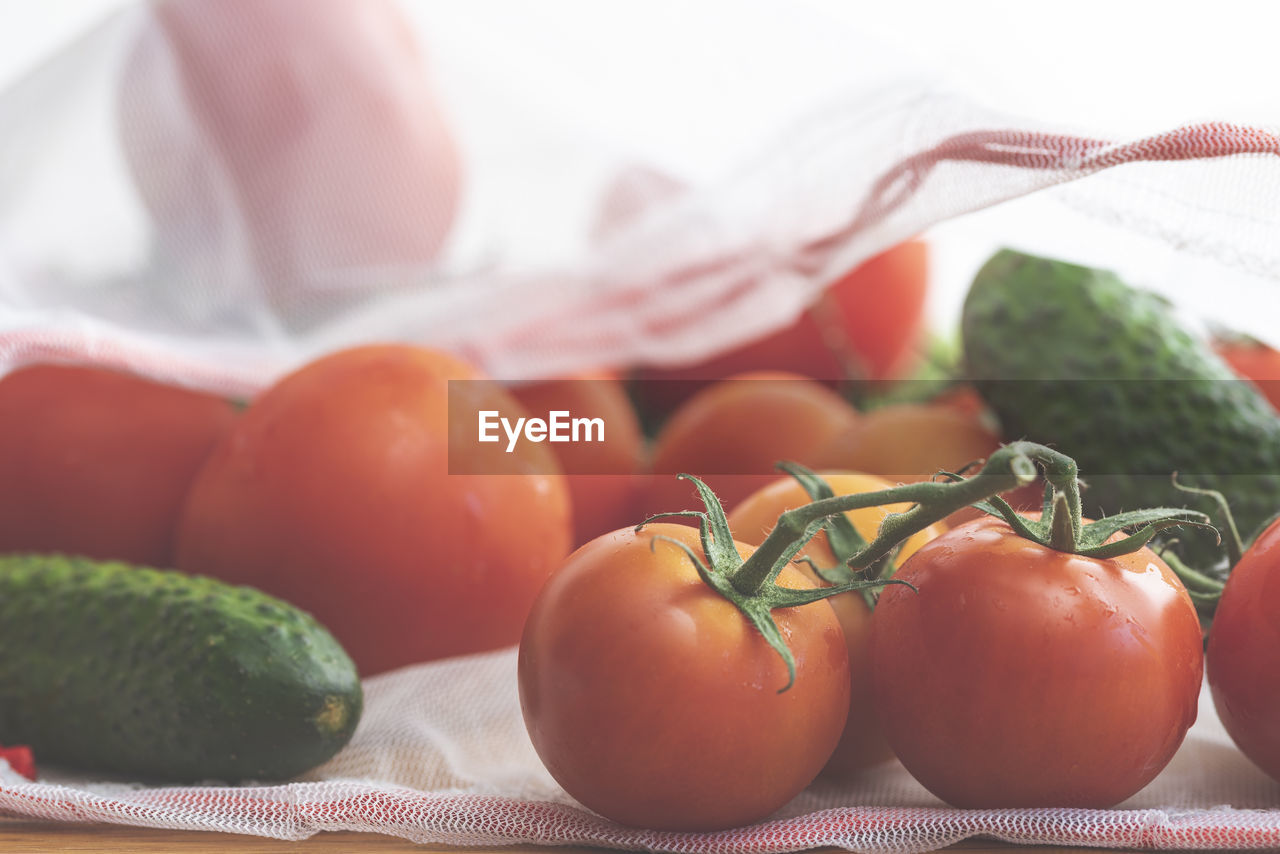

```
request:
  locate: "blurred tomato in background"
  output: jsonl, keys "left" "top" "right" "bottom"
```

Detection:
{"left": 509, "top": 372, "right": 648, "bottom": 547}
{"left": 810, "top": 402, "right": 1000, "bottom": 483}
{"left": 633, "top": 241, "right": 928, "bottom": 420}
{"left": 0, "top": 364, "right": 238, "bottom": 567}
{"left": 1215, "top": 335, "right": 1280, "bottom": 413}
{"left": 176, "top": 344, "right": 571, "bottom": 675}
{"left": 809, "top": 402, "right": 1018, "bottom": 526}
{"left": 644, "top": 371, "right": 860, "bottom": 515}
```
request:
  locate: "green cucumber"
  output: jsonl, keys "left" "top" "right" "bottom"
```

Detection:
{"left": 961, "top": 249, "right": 1280, "bottom": 568}
{"left": 0, "top": 554, "right": 361, "bottom": 782}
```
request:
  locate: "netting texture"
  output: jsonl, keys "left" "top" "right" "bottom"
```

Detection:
{"left": 3, "top": 650, "right": 1280, "bottom": 851}
{"left": 1, "top": 4, "right": 1279, "bottom": 395}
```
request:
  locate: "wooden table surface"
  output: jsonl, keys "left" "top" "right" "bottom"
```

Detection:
{"left": 0, "top": 822, "right": 1195, "bottom": 854}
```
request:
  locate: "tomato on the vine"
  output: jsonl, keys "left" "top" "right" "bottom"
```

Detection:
{"left": 871, "top": 513, "right": 1204, "bottom": 807}
{"left": 1208, "top": 515, "right": 1280, "bottom": 782}
{"left": 523, "top": 441, "right": 1205, "bottom": 821}
{"left": 176, "top": 344, "right": 571, "bottom": 675}
{"left": 0, "top": 363, "right": 238, "bottom": 567}
{"left": 728, "top": 470, "right": 943, "bottom": 773}
{"left": 518, "top": 520, "right": 850, "bottom": 831}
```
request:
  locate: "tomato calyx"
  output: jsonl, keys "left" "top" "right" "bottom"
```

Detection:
{"left": 976, "top": 486, "right": 1215, "bottom": 559}
{"left": 961, "top": 458, "right": 1222, "bottom": 626}
{"left": 963, "top": 461, "right": 1219, "bottom": 620}
{"left": 638, "top": 475, "right": 897, "bottom": 693}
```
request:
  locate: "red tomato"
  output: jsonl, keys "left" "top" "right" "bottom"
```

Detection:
{"left": 1207, "top": 516, "right": 1280, "bottom": 781}
{"left": 633, "top": 241, "right": 928, "bottom": 418}
{"left": 0, "top": 364, "right": 238, "bottom": 567}
{"left": 1213, "top": 337, "right": 1280, "bottom": 412}
{"left": 518, "top": 523, "right": 849, "bottom": 831}
{"left": 508, "top": 372, "right": 647, "bottom": 547}
{"left": 929, "top": 384, "right": 988, "bottom": 417}
{"left": 645, "top": 371, "right": 859, "bottom": 516}
{"left": 871, "top": 516, "right": 1203, "bottom": 807}
{"left": 175, "top": 344, "right": 570, "bottom": 675}
{"left": 728, "top": 471, "right": 943, "bottom": 774}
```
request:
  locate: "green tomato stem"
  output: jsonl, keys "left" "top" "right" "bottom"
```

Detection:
{"left": 1047, "top": 492, "right": 1078, "bottom": 552}
{"left": 728, "top": 442, "right": 1053, "bottom": 596}
{"left": 637, "top": 440, "right": 1215, "bottom": 692}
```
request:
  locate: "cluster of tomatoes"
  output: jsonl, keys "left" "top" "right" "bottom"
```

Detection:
{"left": 0, "top": 348, "right": 571, "bottom": 676}
{"left": 519, "top": 449, "right": 1207, "bottom": 829}
{"left": 4, "top": 240, "right": 1280, "bottom": 832}
{"left": 517, "top": 443, "right": 1280, "bottom": 832}
{"left": 0, "top": 243, "right": 946, "bottom": 677}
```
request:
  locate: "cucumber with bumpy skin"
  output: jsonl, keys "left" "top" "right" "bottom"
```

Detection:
{"left": 0, "top": 553, "right": 361, "bottom": 781}
{"left": 961, "top": 249, "right": 1280, "bottom": 569}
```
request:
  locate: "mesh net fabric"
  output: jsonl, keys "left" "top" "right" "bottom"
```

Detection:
{"left": 3, "top": 650, "right": 1280, "bottom": 852}
{"left": 4, "top": 2, "right": 1280, "bottom": 849}
{"left": 2, "top": 3, "right": 1280, "bottom": 392}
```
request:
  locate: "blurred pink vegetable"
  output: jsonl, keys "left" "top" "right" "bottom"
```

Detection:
{"left": 119, "top": 0, "right": 461, "bottom": 320}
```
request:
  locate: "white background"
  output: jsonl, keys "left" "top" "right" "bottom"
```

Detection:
{"left": 7, "top": 2, "right": 1280, "bottom": 152}
{"left": 3, "top": 1, "right": 1279, "bottom": 341}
